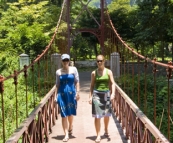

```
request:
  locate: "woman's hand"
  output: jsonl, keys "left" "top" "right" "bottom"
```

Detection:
{"left": 110, "top": 94, "right": 115, "bottom": 101}
{"left": 75, "top": 91, "right": 80, "bottom": 101}
{"left": 76, "top": 94, "right": 80, "bottom": 101}
{"left": 88, "top": 97, "right": 92, "bottom": 104}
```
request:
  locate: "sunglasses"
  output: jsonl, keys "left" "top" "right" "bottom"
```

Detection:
{"left": 62, "top": 59, "right": 69, "bottom": 62}
{"left": 97, "top": 60, "right": 103, "bottom": 63}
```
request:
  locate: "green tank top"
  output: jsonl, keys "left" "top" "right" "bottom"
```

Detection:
{"left": 94, "top": 68, "right": 109, "bottom": 91}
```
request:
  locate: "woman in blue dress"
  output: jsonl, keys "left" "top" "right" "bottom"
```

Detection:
{"left": 56, "top": 54, "right": 80, "bottom": 142}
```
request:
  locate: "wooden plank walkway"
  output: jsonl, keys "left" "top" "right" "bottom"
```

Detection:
{"left": 49, "top": 71, "right": 128, "bottom": 143}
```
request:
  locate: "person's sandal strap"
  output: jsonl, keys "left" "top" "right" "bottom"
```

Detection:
{"left": 68, "top": 129, "right": 73, "bottom": 135}
{"left": 68, "top": 126, "right": 73, "bottom": 135}
{"left": 104, "top": 132, "right": 109, "bottom": 137}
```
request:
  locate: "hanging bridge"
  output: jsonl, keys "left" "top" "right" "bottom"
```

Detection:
{"left": 0, "top": 0, "right": 172, "bottom": 143}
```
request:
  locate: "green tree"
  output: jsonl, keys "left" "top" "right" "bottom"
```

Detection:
{"left": 0, "top": 1, "right": 60, "bottom": 73}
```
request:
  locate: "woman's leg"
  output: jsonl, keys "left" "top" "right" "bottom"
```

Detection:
{"left": 95, "top": 118, "right": 101, "bottom": 139}
{"left": 68, "top": 115, "right": 73, "bottom": 131}
{"left": 104, "top": 116, "right": 109, "bottom": 134}
{"left": 62, "top": 117, "right": 69, "bottom": 139}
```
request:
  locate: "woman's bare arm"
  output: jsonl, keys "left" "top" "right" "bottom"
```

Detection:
{"left": 108, "top": 69, "right": 116, "bottom": 101}
{"left": 75, "top": 81, "right": 80, "bottom": 101}
{"left": 89, "top": 71, "right": 95, "bottom": 104}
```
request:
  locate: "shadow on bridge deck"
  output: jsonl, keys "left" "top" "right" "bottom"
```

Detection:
{"left": 49, "top": 71, "right": 128, "bottom": 143}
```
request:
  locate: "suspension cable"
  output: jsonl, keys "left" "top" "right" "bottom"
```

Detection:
{"left": 159, "top": 108, "right": 164, "bottom": 130}
{"left": 169, "top": 115, "right": 173, "bottom": 125}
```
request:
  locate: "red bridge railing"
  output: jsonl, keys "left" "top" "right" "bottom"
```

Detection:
{"left": 112, "top": 83, "right": 170, "bottom": 143}
{"left": 106, "top": 10, "right": 172, "bottom": 142}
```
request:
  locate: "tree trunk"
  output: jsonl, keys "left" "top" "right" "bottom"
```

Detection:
{"left": 94, "top": 43, "right": 98, "bottom": 57}
{"left": 161, "top": 41, "right": 164, "bottom": 62}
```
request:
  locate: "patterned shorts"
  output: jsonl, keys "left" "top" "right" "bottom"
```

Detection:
{"left": 92, "top": 90, "right": 112, "bottom": 118}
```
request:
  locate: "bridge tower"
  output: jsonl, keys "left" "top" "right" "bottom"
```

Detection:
{"left": 66, "top": 0, "right": 107, "bottom": 55}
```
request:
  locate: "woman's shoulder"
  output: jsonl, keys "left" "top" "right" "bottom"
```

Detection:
{"left": 56, "top": 68, "right": 62, "bottom": 75}
{"left": 69, "top": 66, "right": 77, "bottom": 69}
{"left": 91, "top": 69, "right": 97, "bottom": 75}
{"left": 56, "top": 68, "right": 62, "bottom": 73}
{"left": 106, "top": 68, "right": 113, "bottom": 75}
{"left": 69, "top": 66, "right": 78, "bottom": 72}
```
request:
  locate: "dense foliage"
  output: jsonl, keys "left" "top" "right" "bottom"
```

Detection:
{"left": 0, "top": 1, "right": 61, "bottom": 142}
{"left": 0, "top": 1, "right": 60, "bottom": 75}
{"left": 108, "top": 0, "right": 173, "bottom": 61}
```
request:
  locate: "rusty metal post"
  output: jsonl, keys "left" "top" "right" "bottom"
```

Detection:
{"left": 45, "top": 52, "right": 48, "bottom": 93}
{"left": 123, "top": 45, "right": 126, "bottom": 91}
{"left": 153, "top": 58, "right": 157, "bottom": 125}
{"left": 44, "top": 55, "right": 46, "bottom": 94}
{"left": 100, "top": 0, "right": 105, "bottom": 54}
{"left": 31, "top": 63, "right": 36, "bottom": 107}
{"left": 109, "top": 29, "right": 111, "bottom": 56}
{"left": 116, "top": 37, "right": 119, "bottom": 53}
{"left": 13, "top": 70, "right": 18, "bottom": 128}
{"left": 166, "top": 61, "right": 172, "bottom": 140}
{"left": 0, "top": 75, "right": 5, "bottom": 143}
{"left": 144, "top": 56, "right": 148, "bottom": 114}
{"left": 24, "top": 65, "right": 28, "bottom": 117}
{"left": 132, "top": 50, "right": 134, "bottom": 101}
{"left": 127, "top": 49, "right": 129, "bottom": 95}
{"left": 46, "top": 52, "right": 49, "bottom": 91}
{"left": 67, "top": 0, "right": 71, "bottom": 54}
{"left": 37, "top": 60, "right": 41, "bottom": 97}
{"left": 137, "top": 54, "right": 140, "bottom": 107}
{"left": 110, "top": 29, "right": 113, "bottom": 53}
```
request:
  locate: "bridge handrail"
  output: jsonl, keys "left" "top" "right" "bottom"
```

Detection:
{"left": 113, "top": 82, "right": 170, "bottom": 142}
{"left": 5, "top": 85, "right": 57, "bottom": 143}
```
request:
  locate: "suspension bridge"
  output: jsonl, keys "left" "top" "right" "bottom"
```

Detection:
{"left": 0, "top": 0, "right": 172, "bottom": 143}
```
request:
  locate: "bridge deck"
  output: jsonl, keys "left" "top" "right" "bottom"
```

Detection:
{"left": 49, "top": 71, "right": 128, "bottom": 143}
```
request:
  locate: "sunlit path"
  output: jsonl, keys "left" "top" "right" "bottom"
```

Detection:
{"left": 49, "top": 71, "right": 128, "bottom": 143}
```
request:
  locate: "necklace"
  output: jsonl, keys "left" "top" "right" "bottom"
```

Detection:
{"left": 98, "top": 68, "right": 104, "bottom": 72}
{"left": 62, "top": 68, "right": 68, "bottom": 71}
{"left": 61, "top": 68, "right": 69, "bottom": 73}
{"left": 97, "top": 68, "right": 105, "bottom": 76}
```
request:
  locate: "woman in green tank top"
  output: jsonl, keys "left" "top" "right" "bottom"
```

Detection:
{"left": 89, "top": 54, "right": 116, "bottom": 143}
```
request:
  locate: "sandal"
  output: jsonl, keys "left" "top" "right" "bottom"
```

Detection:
{"left": 68, "top": 129, "right": 73, "bottom": 135}
{"left": 104, "top": 132, "right": 109, "bottom": 137}
{"left": 62, "top": 137, "right": 69, "bottom": 142}
{"left": 95, "top": 137, "right": 101, "bottom": 143}
{"left": 68, "top": 126, "right": 73, "bottom": 135}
